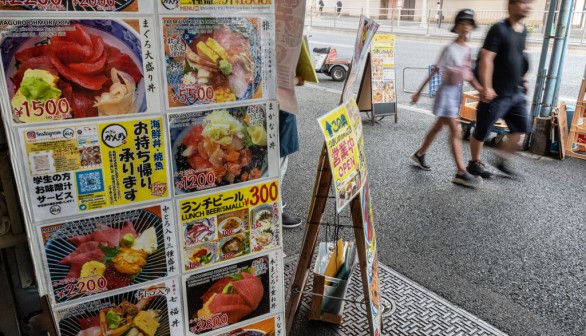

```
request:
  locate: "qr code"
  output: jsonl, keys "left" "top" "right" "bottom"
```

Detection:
{"left": 76, "top": 170, "right": 104, "bottom": 195}
{"left": 29, "top": 152, "right": 55, "bottom": 175}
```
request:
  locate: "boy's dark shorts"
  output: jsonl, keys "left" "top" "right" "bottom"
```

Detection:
{"left": 472, "top": 93, "right": 532, "bottom": 141}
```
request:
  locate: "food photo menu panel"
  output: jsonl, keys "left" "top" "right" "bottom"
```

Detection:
{"left": 0, "top": 18, "right": 161, "bottom": 124}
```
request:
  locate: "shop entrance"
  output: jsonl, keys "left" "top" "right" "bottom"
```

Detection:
{"left": 400, "top": 0, "right": 415, "bottom": 21}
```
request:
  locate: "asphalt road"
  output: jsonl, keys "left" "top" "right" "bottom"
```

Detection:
{"left": 306, "top": 30, "right": 586, "bottom": 112}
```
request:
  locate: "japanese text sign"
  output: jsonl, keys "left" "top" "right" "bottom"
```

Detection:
{"left": 19, "top": 117, "right": 169, "bottom": 221}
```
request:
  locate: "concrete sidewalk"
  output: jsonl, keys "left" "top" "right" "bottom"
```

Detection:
{"left": 282, "top": 85, "right": 586, "bottom": 336}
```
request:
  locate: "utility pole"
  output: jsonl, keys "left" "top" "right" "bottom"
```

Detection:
{"left": 437, "top": 0, "right": 444, "bottom": 28}
{"left": 420, "top": 0, "right": 428, "bottom": 29}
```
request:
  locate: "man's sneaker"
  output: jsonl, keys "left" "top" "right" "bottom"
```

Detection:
{"left": 495, "top": 160, "right": 522, "bottom": 180}
{"left": 282, "top": 213, "right": 302, "bottom": 229}
{"left": 467, "top": 160, "right": 493, "bottom": 178}
{"left": 411, "top": 152, "right": 431, "bottom": 171}
{"left": 452, "top": 172, "right": 483, "bottom": 189}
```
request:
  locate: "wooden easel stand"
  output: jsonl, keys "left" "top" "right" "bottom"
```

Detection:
{"left": 285, "top": 143, "right": 376, "bottom": 335}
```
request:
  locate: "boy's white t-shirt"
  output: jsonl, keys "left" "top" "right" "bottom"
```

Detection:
{"left": 436, "top": 42, "right": 471, "bottom": 82}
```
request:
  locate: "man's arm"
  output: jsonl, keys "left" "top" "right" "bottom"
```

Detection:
{"left": 479, "top": 48, "right": 497, "bottom": 103}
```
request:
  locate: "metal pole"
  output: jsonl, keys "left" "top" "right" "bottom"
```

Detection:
{"left": 552, "top": 11, "right": 574, "bottom": 107}
{"left": 540, "top": 0, "right": 574, "bottom": 117}
{"left": 580, "top": 11, "right": 586, "bottom": 47}
{"left": 425, "top": 9, "right": 431, "bottom": 36}
{"left": 531, "top": 0, "right": 559, "bottom": 117}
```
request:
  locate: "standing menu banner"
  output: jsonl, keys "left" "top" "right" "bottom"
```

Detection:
{"left": 318, "top": 99, "right": 362, "bottom": 212}
{"left": 340, "top": 16, "right": 379, "bottom": 104}
{"left": 360, "top": 181, "right": 381, "bottom": 336}
{"left": 0, "top": 1, "right": 285, "bottom": 335}
{"left": 370, "top": 33, "right": 397, "bottom": 117}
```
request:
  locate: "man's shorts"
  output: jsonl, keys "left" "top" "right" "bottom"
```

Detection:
{"left": 472, "top": 93, "right": 532, "bottom": 141}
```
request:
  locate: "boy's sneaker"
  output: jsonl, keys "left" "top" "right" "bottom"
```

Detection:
{"left": 452, "top": 172, "right": 483, "bottom": 189}
{"left": 411, "top": 152, "right": 431, "bottom": 171}
{"left": 467, "top": 160, "right": 493, "bottom": 178}
{"left": 282, "top": 213, "right": 302, "bottom": 229}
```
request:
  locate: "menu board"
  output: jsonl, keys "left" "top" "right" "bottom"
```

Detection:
{"left": 158, "top": 0, "right": 272, "bottom": 13}
{"left": 160, "top": 16, "right": 274, "bottom": 110}
{"left": 178, "top": 179, "right": 281, "bottom": 272}
{"left": 0, "top": 0, "right": 150, "bottom": 12}
{"left": 345, "top": 98, "right": 367, "bottom": 183}
{"left": 341, "top": 15, "right": 379, "bottom": 104}
{"left": 54, "top": 278, "right": 183, "bottom": 336}
{"left": 360, "top": 181, "right": 381, "bottom": 336}
{"left": 0, "top": 0, "right": 285, "bottom": 332}
{"left": 168, "top": 102, "right": 278, "bottom": 196}
{"left": 370, "top": 33, "right": 397, "bottom": 117}
{"left": 370, "top": 33, "right": 396, "bottom": 104}
{"left": 318, "top": 103, "right": 362, "bottom": 212}
{"left": 0, "top": 18, "right": 161, "bottom": 124}
{"left": 182, "top": 250, "right": 284, "bottom": 335}
{"left": 38, "top": 203, "right": 178, "bottom": 305}
{"left": 18, "top": 117, "right": 169, "bottom": 220}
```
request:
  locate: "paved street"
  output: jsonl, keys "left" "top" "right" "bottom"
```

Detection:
{"left": 283, "top": 83, "right": 586, "bottom": 335}
{"left": 306, "top": 30, "right": 586, "bottom": 112}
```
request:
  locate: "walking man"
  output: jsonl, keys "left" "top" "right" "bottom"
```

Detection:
{"left": 319, "top": 0, "right": 324, "bottom": 16}
{"left": 467, "top": 0, "right": 532, "bottom": 179}
{"left": 336, "top": 0, "right": 342, "bottom": 17}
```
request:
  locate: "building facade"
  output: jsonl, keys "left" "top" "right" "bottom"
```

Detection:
{"left": 311, "top": 0, "right": 585, "bottom": 27}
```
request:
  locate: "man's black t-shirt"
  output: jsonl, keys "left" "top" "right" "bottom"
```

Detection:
{"left": 482, "top": 20, "right": 527, "bottom": 97}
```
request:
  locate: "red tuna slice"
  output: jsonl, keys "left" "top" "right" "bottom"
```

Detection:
{"left": 68, "top": 51, "right": 107, "bottom": 74}
{"left": 60, "top": 241, "right": 101, "bottom": 265}
{"left": 216, "top": 304, "right": 253, "bottom": 324}
{"left": 63, "top": 249, "right": 106, "bottom": 279}
{"left": 105, "top": 45, "right": 143, "bottom": 84}
{"left": 72, "top": 90, "right": 99, "bottom": 118}
{"left": 67, "top": 231, "right": 96, "bottom": 246}
{"left": 15, "top": 45, "right": 53, "bottom": 63}
{"left": 120, "top": 221, "right": 138, "bottom": 239}
{"left": 50, "top": 56, "right": 108, "bottom": 90}
{"left": 208, "top": 293, "right": 249, "bottom": 313}
{"left": 92, "top": 225, "right": 121, "bottom": 247}
{"left": 87, "top": 35, "right": 105, "bottom": 64}
{"left": 202, "top": 277, "right": 232, "bottom": 303}
{"left": 231, "top": 277, "right": 264, "bottom": 310}
{"left": 51, "top": 41, "right": 94, "bottom": 64}
{"left": 57, "top": 80, "right": 74, "bottom": 108}
{"left": 62, "top": 24, "right": 93, "bottom": 48}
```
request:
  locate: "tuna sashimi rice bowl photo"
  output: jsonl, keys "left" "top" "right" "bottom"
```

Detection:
{"left": 1, "top": 20, "right": 146, "bottom": 122}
